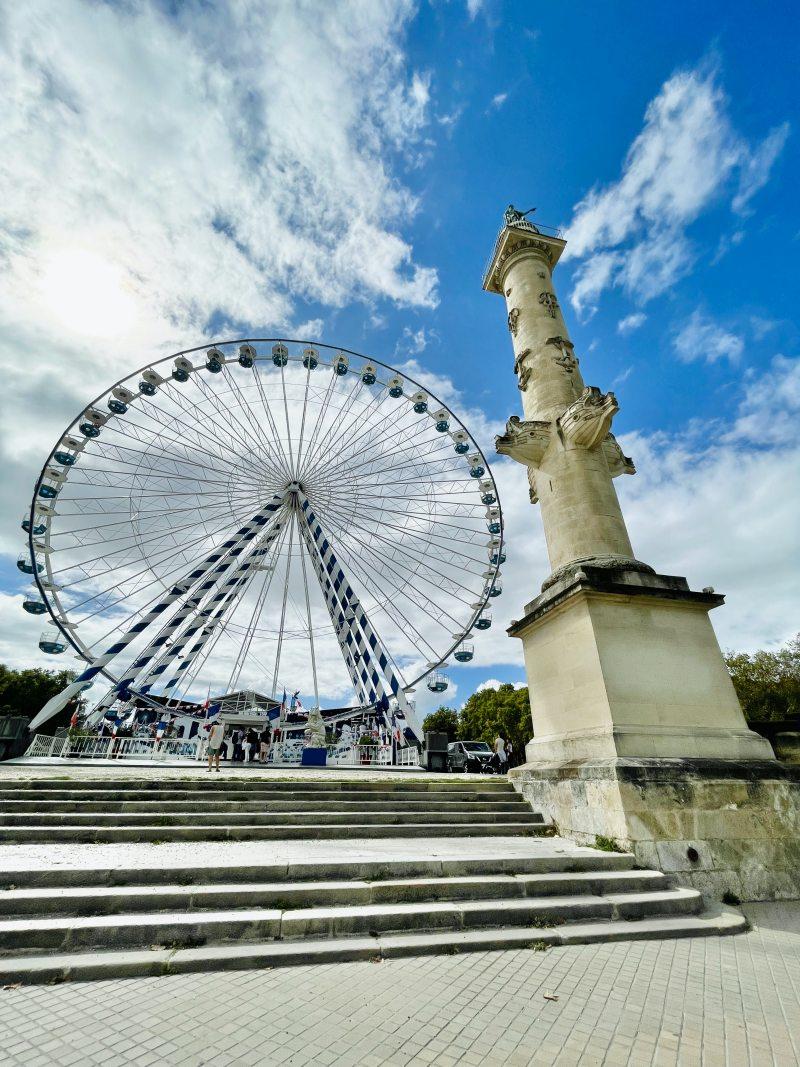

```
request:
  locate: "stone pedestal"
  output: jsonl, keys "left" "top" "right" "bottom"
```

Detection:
{"left": 509, "top": 563, "right": 773, "bottom": 764}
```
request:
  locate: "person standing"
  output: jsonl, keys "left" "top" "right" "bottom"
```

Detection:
{"left": 506, "top": 738, "right": 514, "bottom": 769}
{"left": 259, "top": 725, "right": 271, "bottom": 763}
{"left": 494, "top": 734, "right": 507, "bottom": 774}
{"left": 241, "top": 729, "right": 252, "bottom": 764}
{"left": 207, "top": 721, "right": 225, "bottom": 772}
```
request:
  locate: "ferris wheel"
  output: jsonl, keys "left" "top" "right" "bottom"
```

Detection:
{"left": 21, "top": 340, "right": 505, "bottom": 738}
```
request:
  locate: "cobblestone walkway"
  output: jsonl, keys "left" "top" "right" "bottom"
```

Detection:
{"left": 2, "top": 903, "right": 798, "bottom": 1066}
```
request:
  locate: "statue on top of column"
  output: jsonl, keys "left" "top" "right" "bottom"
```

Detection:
{"left": 504, "top": 204, "right": 538, "bottom": 229}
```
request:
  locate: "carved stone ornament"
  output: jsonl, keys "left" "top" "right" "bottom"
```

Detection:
{"left": 507, "top": 307, "right": 520, "bottom": 336}
{"left": 547, "top": 334, "right": 579, "bottom": 373}
{"left": 602, "top": 433, "right": 636, "bottom": 478}
{"left": 495, "top": 415, "right": 551, "bottom": 469}
{"left": 527, "top": 467, "right": 539, "bottom": 504}
{"left": 554, "top": 350, "right": 578, "bottom": 373}
{"left": 558, "top": 386, "right": 618, "bottom": 450}
{"left": 537, "top": 270, "right": 546, "bottom": 279}
{"left": 513, "top": 348, "right": 531, "bottom": 391}
{"left": 538, "top": 291, "right": 559, "bottom": 318}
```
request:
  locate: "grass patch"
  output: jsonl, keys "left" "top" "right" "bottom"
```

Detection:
{"left": 593, "top": 835, "right": 625, "bottom": 853}
{"left": 530, "top": 940, "right": 550, "bottom": 952}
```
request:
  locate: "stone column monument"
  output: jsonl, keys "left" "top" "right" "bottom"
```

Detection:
{"left": 484, "top": 206, "right": 799, "bottom": 901}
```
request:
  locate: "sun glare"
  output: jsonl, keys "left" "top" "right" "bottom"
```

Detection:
{"left": 40, "top": 249, "right": 137, "bottom": 336}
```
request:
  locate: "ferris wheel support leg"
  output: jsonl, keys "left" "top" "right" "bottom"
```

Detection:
{"left": 295, "top": 518, "right": 372, "bottom": 707}
{"left": 29, "top": 494, "right": 287, "bottom": 732}
{"left": 107, "top": 502, "right": 286, "bottom": 702}
{"left": 296, "top": 494, "right": 424, "bottom": 742}
{"left": 144, "top": 519, "right": 285, "bottom": 699}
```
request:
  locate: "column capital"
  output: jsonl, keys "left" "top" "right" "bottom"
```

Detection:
{"left": 483, "top": 224, "right": 567, "bottom": 295}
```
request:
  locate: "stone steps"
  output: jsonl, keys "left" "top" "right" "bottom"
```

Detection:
{"left": 0, "top": 809, "right": 541, "bottom": 827}
{"left": 0, "top": 777, "right": 543, "bottom": 842}
{"left": 0, "top": 779, "right": 512, "bottom": 794}
{"left": 0, "top": 904, "right": 746, "bottom": 985}
{"left": 0, "top": 797, "right": 528, "bottom": 812}
{"left": 0, "top": 889, "right": 706, "bottom": 955}
{"left": 0, "top": 868, "right": 670, "bottom": 917}
{"left": 0, "top": 821, "right": 549, "bottom": 843}
{"left": 0, "top": 775, "right": 747, "bottom": 981}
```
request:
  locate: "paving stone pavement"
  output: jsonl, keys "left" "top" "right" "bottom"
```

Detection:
{"left": 1, "top": 902, "right": 798, "bottom": 1066}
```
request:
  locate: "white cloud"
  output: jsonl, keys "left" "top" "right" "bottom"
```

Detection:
{"left": 617, "top": 313, "right": 647, "bottom": 334}
{"left": 466, "top": 0, "right": 486, "bottom": 18}
{"left": 475, "top": 678, "right": 525, "bottom": 693}
{"left": 396, "top": 326, "right": 431, "bottom": 357}
{"left": 674, "top": 309, "right": 743, "bottom": 363}
{"left": 564, "top": 65, "right": 789, "bottom": 314}
{"left": 732, "top": 122, "right": 790, "bottom": 215}
{"left": 0, "top": 0, "right": 439, "bottom": 565}
{"left": 489, "top": 92, "right": 508, "bottom": 110}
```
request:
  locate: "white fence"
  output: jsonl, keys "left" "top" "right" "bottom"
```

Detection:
{"left": 24, "top": 734, "right": 198, "bottom": 761}
{"left": 24, "top": 734, "right": 420, "bottom": 768}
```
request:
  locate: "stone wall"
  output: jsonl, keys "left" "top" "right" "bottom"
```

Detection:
{"left": 510, "top": 757, "right": 800, "bottom": 902}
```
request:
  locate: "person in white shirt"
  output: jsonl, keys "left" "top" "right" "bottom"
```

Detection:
{"left": 494, "top": 735, "right": 508, "bottom": 774}
{"left": 206, "top": 722, "right": 225, "bottom": 772}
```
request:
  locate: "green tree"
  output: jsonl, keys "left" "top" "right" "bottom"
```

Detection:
{"left": 422, "top": 706, "right": 459, "bottom": 741}
{"left": 725, "top": 634, "right": 800, "bottom": 722}
{"left": 0, "top": 665, "right": 78, "bottom": 721}
{"left": 459, "top": 683, "right": 530, "bottom": 759}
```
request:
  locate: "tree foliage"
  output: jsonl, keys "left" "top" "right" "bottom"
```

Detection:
{"left": 423, "top": 684, "right": 531, "bottom": 757}
{"left": 0, "top": 665, "right": 77, "bottom": 720}
{"left": 725, "top": 634, "right": 800, "bottom": 722}
{"left": 421, "top": 706, "right": 459, "bottom": 741}
{"left": 459, "top": 683, "right": 530, "bottom": 757}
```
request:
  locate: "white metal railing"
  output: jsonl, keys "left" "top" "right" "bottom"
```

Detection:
{"left": 24, "top": 734, "right": 421, "bottom": 767}
{"left": 396, "top": 745, "right": 420, "bottom": 767}
{"left": 24, "top": 734, "right": 199, "bottom": 761}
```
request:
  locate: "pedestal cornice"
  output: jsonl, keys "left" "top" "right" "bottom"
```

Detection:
{"left": 482, "top": 225, "right": 567, "bottom": 294}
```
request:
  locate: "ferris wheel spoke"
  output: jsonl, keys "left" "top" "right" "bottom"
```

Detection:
{"left": 128, "top": 388, "right": 254, "bottom": 479}
{"left": 249, "top": 363, "right": 295, "bottom": 483}
{"left": 190, "top": 373, "right": 278, "bottom": 478}
{"left": 227, "top": 526, "right": 286, "bottom": 692}
{"left": 308, "top": 379, "right": 400, "bottom": 484}
{"left": 310, "top": 392, "right": 423, "bottom": 485}
{"left": 221, "top": 364, "right": 291, "bottom": 484}
{"left": 292, "top": 367, "right": 338, "bottom": 479}
{"left": 298, "top": 370, "right": 365, "bottom": 482}
{"left": 321, "top": 497, "right": 488, "bottom": 573}
{"left": 317, "top": 496, "right": 481, "bottom": 610}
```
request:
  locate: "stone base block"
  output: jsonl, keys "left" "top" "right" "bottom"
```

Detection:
{"left": 509, "top": 757, "right": 800, "bottom": 902}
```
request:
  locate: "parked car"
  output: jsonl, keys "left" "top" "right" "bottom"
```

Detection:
{"left": 447, "top": 740, "right": 495, "bottom": 773}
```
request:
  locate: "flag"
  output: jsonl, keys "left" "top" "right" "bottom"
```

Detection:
{"left": 206, "top": 702, "right": 220, "bottom": 720}
{"left": 278, "top": 689, "right": 287, "bottom": 726}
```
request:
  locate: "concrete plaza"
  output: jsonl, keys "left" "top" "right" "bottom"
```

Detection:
{"left": 0, "top": 900, "right": 797, "bottom": 1066}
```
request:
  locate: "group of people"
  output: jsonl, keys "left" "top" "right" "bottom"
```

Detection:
{"left": 204, "top": 722, "right": 273, "bottom": 772}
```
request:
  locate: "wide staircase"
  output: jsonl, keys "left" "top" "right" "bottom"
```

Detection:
{"left": 0, "top": 775, "right": 745, "bottom": 982}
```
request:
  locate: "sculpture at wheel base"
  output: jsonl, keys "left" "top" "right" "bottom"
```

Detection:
{"left": 303, "top": 706, "right": 327, "bottom": 750}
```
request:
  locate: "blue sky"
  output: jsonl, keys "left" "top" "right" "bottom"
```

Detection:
{"left": 1, "top": 0, "right": 797, "bottom": 710}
